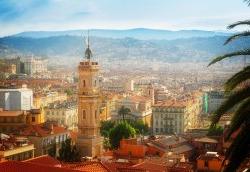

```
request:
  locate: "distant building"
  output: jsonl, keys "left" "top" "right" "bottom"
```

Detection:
{"left": 0, "top": 63, "right": 16, "bottom": 74}
{"left": 20, "top": 124, "right": 70, "bottom": 156}
{"left": 0, "top": 134, "right": 34, "bottom": 161}
{"left": 111, "top": 95, "right": 152, "bottom": 126}
{"left": 0, "top": 108, "right": 44, "bottom": 133}
{"left": 203, "top": 90, "right": 230, "bottom": 114}
{"left": 3, "top": 57, "right": 24, "bottom": 74}
{"left": 0, "top": 87, "right": 33, "bottom": 111}
{"left": 44, "top": 101, "right": 78, "bottom": 131}
{"left": 23, "top": 57, "right": 48, "bottom": 75}
{"left": 33, "top": 91, "right": 67, "bottom": 108}
{"left": 152, "top": 93, "right": 202, "bottom": 134}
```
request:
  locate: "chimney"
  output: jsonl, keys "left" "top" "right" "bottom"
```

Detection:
{"left": 50, "top": 124, "right": 54, "bottom": 134}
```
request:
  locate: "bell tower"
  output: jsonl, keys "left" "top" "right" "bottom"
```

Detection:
{"left": 77, "top": 34, "right": 103, "bottom": 157}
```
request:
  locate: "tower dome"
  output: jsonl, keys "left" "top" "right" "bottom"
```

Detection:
{"left": 84, "top": 31, "right": 93, "bottom": 60}
{"left": 85, "top": 46, "right": 92, "bottom": 60}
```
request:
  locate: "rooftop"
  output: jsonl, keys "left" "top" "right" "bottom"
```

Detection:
{"left": 23, "top": 155, "right": 62, "bottom": 167}
{"left": 63, "top": 161, "right": 109, "bottom": 172}
{"left": 0, "top": 161, "right": 78, "bottom": 172}
{"left": 194, "top": 137, "right": 218, "bottom": 144}
{"left": 153, "top": 100, "right": 187, "bottom": 108}
{"left": 20, "top": 124, "right": 68, "bottom": 137}
{"left": 0, "top": 111, "right": 24, "bottom": 117}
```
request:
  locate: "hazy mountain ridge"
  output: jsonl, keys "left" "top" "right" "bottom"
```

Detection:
{"left": 0, "top": 31, "right": 249, "bottom": 63}
{"left": 13, "top": 28, "right": 232, "bottom": 40}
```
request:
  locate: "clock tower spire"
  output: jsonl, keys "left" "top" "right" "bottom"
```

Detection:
{"left": 77, "top": 33, "right": 103, "bottom": 157}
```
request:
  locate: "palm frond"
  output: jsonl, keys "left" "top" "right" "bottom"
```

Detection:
{"left": 223, "top": 124, "right": 250, "bottom": 172}
{"left": 244, "top": 0, "right": 250, "bottom": 6}
{"left": 225, "top": 66, "right": 250, "bottom": 92}
{"left": 225, "top": 97, "right": 250, "bottom": 140}
{"left": 227, "top": 20, "right": 250, "bottom": 29}
{"left": 224, "top": 31, "right": 250, "bottom": 45}
{"left": 211, "top": 86, "right": 250, "bottom": 126}
{"left": 208, "top": 49, "right": 250, "bottom": 66}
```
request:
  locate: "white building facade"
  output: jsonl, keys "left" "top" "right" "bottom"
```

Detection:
{"left": 0, "top": 87, "right": 33, "bottom": 111}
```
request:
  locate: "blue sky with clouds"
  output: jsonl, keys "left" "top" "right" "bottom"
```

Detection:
{"left": 0, "top": 0, "right": 250, "bottom": 36}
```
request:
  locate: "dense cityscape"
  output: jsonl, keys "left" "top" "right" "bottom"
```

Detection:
{"left": 0, "top": 0, "right": 250, "bottom": 172}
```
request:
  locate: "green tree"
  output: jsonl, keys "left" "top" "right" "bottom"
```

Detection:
{"left": 100, "top": 120, "right": 115, "bottom": 138}
{"left": 48, "top": 142, "right": 57, "bottom": 158}
{"left": 118, "top": 106, "right": 131, "bottom": 121}
{"left": 109, "top": 121, "right": 136, "bottom": 149}
{"left": 65, "top": 88, "right": 74, "bottom": 96}
{"left": 208, "top": 1, "right": 250, "bottom": 171}
{"left": 58, "top": 138, "right": 81, "bottom": 162}
{"left": 207, "top": 125, "right": 223, "bottom": 136}
{"left": 129, "top": 120, "right": 149, "bottom": 135}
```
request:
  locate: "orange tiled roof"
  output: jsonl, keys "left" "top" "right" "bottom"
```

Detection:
{"left": 102, "top": 162, "right": 134, "bottom": 172}
{"left": 128, "top": 95, "right": 150, "bottom": 102}
{"left": 63, "top": 162, "right": 110, "bottom": 172}
{"left": 0, "top": 111, "right": 24, "bottom": 117}
{"left": 23, "top": 155, "right": 62, "bottom": 167}
{"left": 21, "top": 124, "right": 68, "bottom": 137}
{"left": 153, "top": 100, "right": 187, "bottom": 108}
{"left": 0, "top": 161, "right": 78, "bottom": 172}
{"left": 116, "top": 167, "right": 146, "bottom": 172}
{"left": 132, "top": 161, "right": 167, "bottom": 172}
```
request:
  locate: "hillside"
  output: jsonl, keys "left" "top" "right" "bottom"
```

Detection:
{"left": 0, "top": 34, "right": 248, "bottom": 63}
{"left": 13, "top": 28, "right": 231, "bottom": 40}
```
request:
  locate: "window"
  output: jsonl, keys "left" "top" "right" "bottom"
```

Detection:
{"left": 32, "top": 117, "right": 35, "bottom": 122}
{"left": 82, "top": 110, "right": 86, "bottom": 119}
{"left": 95, "top": 110, "right": 97, "bottom": 119}
{"left": 94, "top": 80, "right": 97, "bottom": 86}
{"left": 83, "top": 80, "right": 86, "bottom": 87}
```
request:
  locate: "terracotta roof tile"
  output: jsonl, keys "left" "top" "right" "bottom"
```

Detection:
{"left": 23, "top": 155, "right": 62, "bottom": 167}
{"left": 63, "top": 162, "right": 110, "bottom": 172}
{"left": 132, "top": 161, "right": 167, "bottom": 172}
{"left": 0, "top": 161, "right": 78, "bottom": 172}
{"left": 102, "top": 162, "right": 134, "bottom": 172}
{"left": 153, "top": 100, "right": 187, "bottom": 108}
{"left": 0, "top": 111, "right": 24, "bottom": 117}
{"left": 21, "top": 124, "right": 68, "bottom": 137}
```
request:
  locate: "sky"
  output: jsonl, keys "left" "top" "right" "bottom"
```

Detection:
{"left": 0, "top": 0, "right": 250, "bottom": 36}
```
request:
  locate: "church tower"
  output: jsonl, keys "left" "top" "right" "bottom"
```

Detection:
{"left": 77, "top": 35, "right": 103, "bottom": 157}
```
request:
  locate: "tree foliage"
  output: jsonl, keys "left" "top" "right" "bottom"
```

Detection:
{"left": 58, "top": 138, "right": 81, "bottom": 162}
{"left": 129, "top": 120, "right": 149, "bottom": 135}
{"left": 65, "top": 88, "right": 74, "bottom": 96}
{"left": 207, "top": 125, "right": 223, "bottom": 136}
{"left": 100, "top": 120, "right": 115, "bottom": 138}
{"left": 208, "top": 1, "right": 250, "bottom": 171}
{"left": 48, "top": 142, "right": 57, "bottom": 158}
{"left": 109, "top": 121, "right": 136, "bottom": 149}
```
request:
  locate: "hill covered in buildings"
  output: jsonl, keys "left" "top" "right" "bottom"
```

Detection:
{"left": 0, "top": 29, "right": 249, "bottom": 63}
